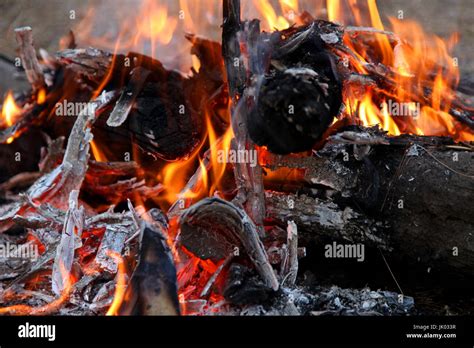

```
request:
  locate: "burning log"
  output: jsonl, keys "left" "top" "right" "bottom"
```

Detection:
{"left": 247, "top": 22, "right": 343, "bottom": 154}
{"left": 119, "top": 209, "right": 180, "bottom": 316}
{"left": 223, "top": 0, "right": 266, "bottom": 234}
{"left": 263, "top": 129, "right": 474, "bottom": 276}
{"left": 54, "top": 36, "right": 227, "bottom": 161}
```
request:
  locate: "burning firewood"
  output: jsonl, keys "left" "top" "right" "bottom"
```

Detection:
{"left": 0, "top": 0, "right": 473, "bottom": 318}
{"left": 118, "top": 209, "right": 180, "bottom": 316}
{"left": 263, "top": 128, "right": 474, "bottom": 276}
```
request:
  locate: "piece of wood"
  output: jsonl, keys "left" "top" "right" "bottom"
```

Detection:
{"left": 179, "top": 197, "right": 279, "bottom": 290}
{"left": 263, "top": 132, "right": 474, "bottom": 276}
{"left": 118, "top": 210, "right": 180, "bottom": 316}
{"left": 246, "top": 22, "right": 343, "bottom": 154}
{"left": 52, "top": 190, "right": 83, "bottom": 295}
{"left": 14, "top": 27, "right": 45, "bottom": 90}
{"left": 223, "top": 0, "right": 266, "bottom": 235}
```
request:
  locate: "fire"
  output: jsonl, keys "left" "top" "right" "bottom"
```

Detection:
{"left": 327, "top": 0, "right": 342, "bottom": 23}
{"left": 106, "top": 251, "right": 127, "bottom": 316}
{"left": 134, "top": 1, "right": 178, "bottom": 60}
{"left": 253, "top": 0, "right": 300, "bottom": 30}
{"left": 206, "top": 116, "right": 234, "bottom": 195}
{"left": 333, "top": 0, "right": 471, "bottom": 141}
{"left": 37, "top": 88, "right": 46, "bottom": 104}
{"left": 73, "top": 0, "right": 220, "bottom": 72}
{"left": 159, "top": 110, "right": 233, "bottom": 207}
{"left": 160, "top": 140, "right": 207, "bottom": 205}
{"left": 90, "top": 139, "right": 108, "bottom": 162}
{"left": 1, "top": 91, "right": 21, "bottom": 128}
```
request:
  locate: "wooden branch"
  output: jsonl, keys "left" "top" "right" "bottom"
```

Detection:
{"left": 223, "top": 0, "right": 266, "bottom": 235}
{"left": 264, "top": 132, "right": 474, "bottom": 276}
{"left": 14, "top": 27, "right": 45, "bottom": 90}
{"left": 222, "top": 0, "right": 246, "bottom": 98}
{"left": 52, "top": 190, "right": 83, "bottom": 295}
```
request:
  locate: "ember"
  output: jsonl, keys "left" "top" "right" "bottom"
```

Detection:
{"left": 0, "top": 0, "right": 473, "bottom": 322}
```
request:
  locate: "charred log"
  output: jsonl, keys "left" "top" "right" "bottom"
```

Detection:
{"left": 248, "top": 69, "right": 340, "bottom": 154}
{"left": 119, "top": 209, "right": 180, "bottom": 316}
{"left": 263, "top": 130, "right": 474, "bottom": 276}
{"left": 247, "top": 22, "right": 343, "bottom": 154}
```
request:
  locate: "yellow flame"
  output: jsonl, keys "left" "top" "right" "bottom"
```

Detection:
{"left": 37, "top": 88, "right": 46, "bottom": 104}
{"left": 90, "top": 139, "right": 108, "bottom": 162}
{"left": 106, "top": 251, "right": 127, "bottom": 316}
{"left": 1, "top": 91, "right": 21, "bottom": 128}
{"left": 327, "top": 0, "right": 341, "bottom": 22}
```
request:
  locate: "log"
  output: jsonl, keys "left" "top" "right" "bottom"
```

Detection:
{"left": 263, "top": 131, "right": 474, "bottom": 277}
{"left": 118, "top": 209, "right": 180, "bottom": 316}
{"left": 245, "top": 21, "right": 343, "bottom": 154}
{"left": 248, "top": 68, "right": 340, "bottom": 154}
{"left": 51, "top": 37, "right": 228, "bottom": 161}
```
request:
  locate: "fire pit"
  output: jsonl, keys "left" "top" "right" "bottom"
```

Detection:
{"left": 0, "top": 0, "right": 473, "bottom": 320}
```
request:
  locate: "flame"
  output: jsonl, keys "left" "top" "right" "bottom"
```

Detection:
{"left": 327, "top": 0, "right": 341, "bottom": 23}
{"left": 160, "top": 140, "right": 207, "bottom": 205}
{"left": 73, "top": 0, "right": 222, "bottom": 72}
{"left": 134, "top": 2, "right": 178, "bottom": 60}
{"left": 1, "top": 91, "right": 21, "bottom": 128}
{"left": 90, "top": 139, "right": 108, "bottom": 162}
{"left": 207, "top": 116, "right": 234, "bottom": 195}
{"left": 37, "top": 88, "right": 46, "bottom": 104}
{"left": 106, "top": 251, "right": 127, "bottom": 316}
{"left": 159, "top": 110, "right": 233, "bottom": 206}
{"left": 335, "top": 0, "right": 471, "bottom": 141}
{"left": 253, "top": 0, "right": 300, "bottom": 31}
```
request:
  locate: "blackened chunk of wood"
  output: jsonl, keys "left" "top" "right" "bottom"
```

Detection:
{"left": 126, "top": 73, "right": 202, "bottom": 160}
{"left": 248, "top": 69, "right": 341, "bottom": 154}
{"left": 223, "top": 264, "right": 272, "bottom": 306}
{"left": 119, "top": 211, "right": 180, "bottom": 315}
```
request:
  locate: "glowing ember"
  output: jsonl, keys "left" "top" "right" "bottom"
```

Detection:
{"left": 0, "top": 262, "right": 74, "bottom": 315}
{"left": 37, "top": 88, "right": 47, "bottom": 104}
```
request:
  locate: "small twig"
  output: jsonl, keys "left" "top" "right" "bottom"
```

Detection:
{"left": 282, "top": 220, "right": 298, "bottom": 286}
{"left": 200, "top": 252, "right": 235, "bottom": 298}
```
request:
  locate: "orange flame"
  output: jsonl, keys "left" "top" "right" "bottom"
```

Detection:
{"left": 1, "top": 91, "right": 21, "bottom": 128}
{"left": 253, "top": 0, "right": 300, "bottom": 30}
{"left": 90, "top": 139, "right": 108, "bottom": 162}
{"left": 336, "top": 0, "right": 471, "bottom": 141}
{"left": 37, "top": 88, "right": 46, "bottom": 104}
{"left": 106, "top": 251, "right": 127, "bottom": 316}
